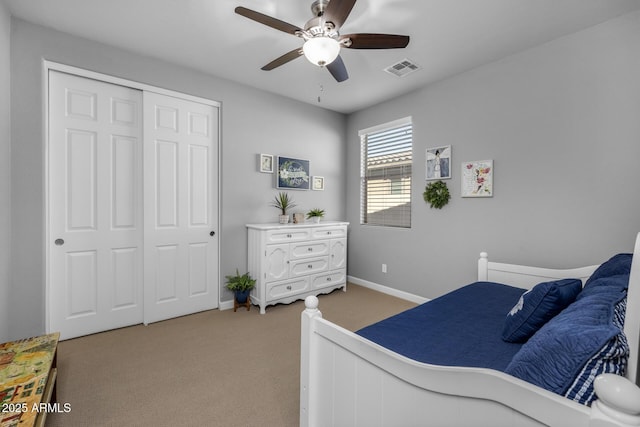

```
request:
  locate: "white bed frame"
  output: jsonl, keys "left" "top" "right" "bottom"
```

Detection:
{"left": 300, "top": 232, "right": 640, "bottom": 427}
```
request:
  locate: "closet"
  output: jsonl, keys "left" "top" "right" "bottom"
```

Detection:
{"left": 47, "top": 68, "right": 219, "bottom": 339}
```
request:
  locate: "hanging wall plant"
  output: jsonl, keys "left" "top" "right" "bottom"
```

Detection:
{"left": 423, "top": 180, "right": 450, "bottom": 209}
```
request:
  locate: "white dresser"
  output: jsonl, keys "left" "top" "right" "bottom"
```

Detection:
{"left": 246, "top": 221, "right": 348, "bottom": 314}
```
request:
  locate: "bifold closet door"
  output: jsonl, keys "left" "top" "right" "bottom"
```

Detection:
{"left": 48, "top": 71, "right": 144, "bottom": 340}
{"left": 143, "top": 92, "right": 219, "bottom": 324}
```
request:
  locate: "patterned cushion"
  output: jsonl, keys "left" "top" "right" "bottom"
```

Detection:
{"left": 502, "top": 279, "right": 582, "bottom": 343}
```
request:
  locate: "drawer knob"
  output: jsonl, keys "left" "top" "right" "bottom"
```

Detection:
{"left": 286, "top": 285, "right": 292, "bottom": 290}
{"left": 326, "top": 277, "right": 331, "bottom": 281}
{"left": 307, "top": 264, "right": 313, "bottom": 269}
{"left": 308, "top": 248, "right": 313, "bottom": 251}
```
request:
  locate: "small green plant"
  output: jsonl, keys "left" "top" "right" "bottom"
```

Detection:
{"left": 306, "top": 208, "right": 325, "bottom": 219}
{"left": 423, "top": 180, "right": 451, "bottom": 209}
{"left": 225, "top": 269, "right": 256, "bottom": 292}
{"left": 270, "top": 192, "right": 296, "bottom": 215}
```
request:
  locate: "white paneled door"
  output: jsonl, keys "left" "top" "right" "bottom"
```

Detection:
{"left": 143, "top": 92, "right": 219, "bottom": 324}
{"left": 49, "top": 71, "right": 144, "bottom": 339}
{"left": 48, "top": 70, "right": 219, "bottom": 339}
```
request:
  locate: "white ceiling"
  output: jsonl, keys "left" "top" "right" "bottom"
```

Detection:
{"left": 4, "top": 0, "right": 640, "bottom": 113}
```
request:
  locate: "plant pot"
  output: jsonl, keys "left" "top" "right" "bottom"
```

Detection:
{"left": 311, "top": 217, "right": 321, "bottom": 224}
{"left": 279, "top": 214, "right": 289, "bottom": 224}
{"left": 234, "top": 289, "right": 251, "bottom": 304}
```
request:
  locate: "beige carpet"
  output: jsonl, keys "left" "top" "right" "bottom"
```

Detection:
{"left": 46, "top": 284, "right": 416, "bottom": 427}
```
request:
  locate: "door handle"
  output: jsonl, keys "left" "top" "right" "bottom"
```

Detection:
{"left": 55, "top": 238, "right": 64, "bottom": 246}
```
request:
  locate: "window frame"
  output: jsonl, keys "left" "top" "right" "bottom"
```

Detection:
{"left": 359, "top": 117, "right": 413, "bottom": 229}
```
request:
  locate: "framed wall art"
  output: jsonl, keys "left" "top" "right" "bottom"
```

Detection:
{"left": 426, "top": 145, "right": 451, "bottom": 180}
{"left": 259, "top": 153, "right": 274, "bottom": 173}
{"left": 462, "top": 160, "right": 493, "bottom": 197}
{"left": 276, "top": 156, "right": 310, "bottom": 190}
{"left": 312, "top": 176, "right": 325, "bottom": 191}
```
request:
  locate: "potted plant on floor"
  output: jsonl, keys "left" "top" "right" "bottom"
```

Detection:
{"left": 306, "top": 208, "right": 325, "bottom": 224}
{"left": 225, "top": 269, "right": 256, "bottom": 312}
{"left": 270, "top": 191, "right": 296, "bottom": 224}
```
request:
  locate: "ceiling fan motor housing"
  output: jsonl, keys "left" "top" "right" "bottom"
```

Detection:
{"left": 306, "top": 0, "right": 338, "bottom": 35}
{"left": 304, "top": 17, "right": 338, "bottom": 37}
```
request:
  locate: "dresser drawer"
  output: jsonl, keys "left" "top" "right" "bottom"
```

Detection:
{"left": 290, "top": 240, "right": 330, "bottom": 259}
{"left": 311, "top": 226, "right": 346, "bottom": 239}
{"left": 311, "top": 271, "right": 346, "bottom": 290}
{"left": 266, "top": 228, "right": 311, "bottom": 243}
{"left": 290, "top": 257, "right": 329, "bottom": 277}
{"left": 267, "top": 277, "right": 309, "bottom": 300}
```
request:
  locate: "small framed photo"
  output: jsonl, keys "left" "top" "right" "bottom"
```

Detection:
{"left": 426, "top": 145, "right": 451, "bottom": 180}
{"left": 259, "top": 154, "right": 274, "bottom": 173}
{"left": 277, "top": 156, "right": 310, "bottom": 190}
{"left": 462, "top": 160, "right": 493, "bottom": 197}
{"left": 312, "top": 176, "right": 325, "bottom": 191}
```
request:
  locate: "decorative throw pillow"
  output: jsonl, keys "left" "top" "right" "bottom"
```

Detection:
{"left": 502, "top": 278, "right": 582, "bottom": 343}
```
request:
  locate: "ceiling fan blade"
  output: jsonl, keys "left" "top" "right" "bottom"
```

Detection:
{"left": 341, "top": 33, "right": 410, "bottom": 49}
{"left": 235, "top": 6, "right": 303, "bottom": 35}
{"left": 323, "top": 0, "right": 357, "bottom": 29}
{"left": 326, "top": 55, "right": 349, "bottom": 82}
{"left": 261, "top": 48, "right": 304, "bottom": 71}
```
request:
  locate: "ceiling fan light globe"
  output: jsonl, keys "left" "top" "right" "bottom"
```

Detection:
{"left": 303, "top": 37, "right": 340, "bottom": 67}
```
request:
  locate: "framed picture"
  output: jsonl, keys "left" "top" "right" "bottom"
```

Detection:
{"left": 312, "top": 176, "right": 325, "bottom": 191}
{"left": 426, "top": 145, "right": 451, "bottom": 180}
{"left": 259, "top": 154, "right": 273, "bottom": 173}
{"left": 277, "top": 156, "right": 310, "bottom": 190}
{"left": 462, "top": 160, "right": 493, "bottom": 197}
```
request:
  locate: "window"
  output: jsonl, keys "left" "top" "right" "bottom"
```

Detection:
{"left": 360, "top": 117, "right": 412, "bottom": 228}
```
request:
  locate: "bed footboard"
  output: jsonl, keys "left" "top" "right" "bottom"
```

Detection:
{"left": 300, "top": 296, "right": 640, "bottom": 427}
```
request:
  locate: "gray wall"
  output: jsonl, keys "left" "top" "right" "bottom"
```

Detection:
{"left": 8, "top": 19, "right": 346, "bottom": 340}
{"left": 346, "top": 11, "right": 640, "bottom": 299}
{"left": 0, "top": 2, "right": 10, "bottom": 343}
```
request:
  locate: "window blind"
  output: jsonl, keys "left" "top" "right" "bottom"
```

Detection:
{"left": 360, "top": 120, "right": 412, "bottom": 228}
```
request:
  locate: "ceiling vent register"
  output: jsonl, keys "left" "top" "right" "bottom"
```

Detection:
{"left": 384, "top": 59, "right": 421, "bottom": 77}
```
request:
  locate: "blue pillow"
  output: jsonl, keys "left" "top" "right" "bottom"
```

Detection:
{"left": 583, "top": 253, "right": 632, "bottom": 289}
{"left": 502, "top": 278, "right": 582, "bottom": 343}
{"left": 505, "top": 273, "right": 629, "bottom": 406}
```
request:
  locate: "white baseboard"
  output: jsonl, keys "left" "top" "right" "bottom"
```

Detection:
{"left": 347, "top": 276, "right": 429, "bottom": 305}
{"left": 219, "top": 278, "right": 428, "bottom": 311}
{"left": 219, "top": 300, "right": 234, "bottom": 311}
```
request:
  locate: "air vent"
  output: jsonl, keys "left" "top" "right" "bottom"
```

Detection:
{"left": 383, "top": 58, "right": 421, "bottom": 78}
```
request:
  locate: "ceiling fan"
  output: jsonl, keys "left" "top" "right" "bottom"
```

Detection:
{"left": 235, "top": 0, "right": 410, "bottom": 82}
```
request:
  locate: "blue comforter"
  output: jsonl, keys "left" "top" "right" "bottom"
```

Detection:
{"left": 357, "top": 281, "right": 525, "bottom": 371}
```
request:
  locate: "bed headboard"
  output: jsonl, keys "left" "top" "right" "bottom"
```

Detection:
{"left": 478, "top": 252, "right": 598, "bottom": 289}
{"left": 477, "top": 231, "right": 640, "bottom": 386}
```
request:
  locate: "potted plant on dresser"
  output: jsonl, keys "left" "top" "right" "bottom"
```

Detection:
{"left": 225, "top": 269, "right": 256, "bottom": 312}
{"left": 306, "top": 208, "right": 325, "bottom": 224}
{"left": 270, "top": 191, "right": 296, "bottom": 224}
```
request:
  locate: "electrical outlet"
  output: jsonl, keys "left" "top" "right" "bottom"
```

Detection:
{"left": 382, "top": 263, "right": 387, "bottom": 273}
